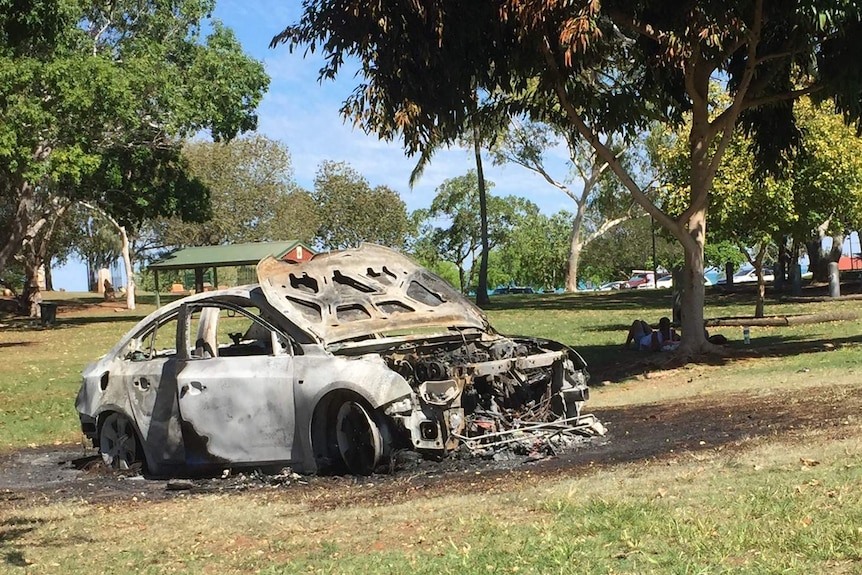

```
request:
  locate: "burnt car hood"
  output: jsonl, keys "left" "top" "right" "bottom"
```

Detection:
{"left": 257, "top": 244, "right": 490, "bottom": 343}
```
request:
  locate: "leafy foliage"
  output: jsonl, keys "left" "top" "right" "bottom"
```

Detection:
{"left": 153, "top": 135, "right": 313, "bottom": 249}
{"left": 0, "top": 0, "right": 269, "bottom": 276}
{"left": 411, "top": 171, "right": 531, "bottom": 292}
{"left": 312, "top": 161, "right": 409, "bottom": 251}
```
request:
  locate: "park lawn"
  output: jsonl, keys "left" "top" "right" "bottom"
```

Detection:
{"left": 1, "top": 288, "right": 861, "bottom": 573}
{"left": 2, "top": 405, "right": 862, "bottom": 573}
{"left": 0, "top": 288, "right": 860, "bottom": 450}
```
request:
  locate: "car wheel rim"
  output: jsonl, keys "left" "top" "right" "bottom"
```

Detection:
{"left": 100, "top": 413, "right": 138, "bottom": 470}
{"left": 335, "top": 401, "right": 382, "bottom": 475}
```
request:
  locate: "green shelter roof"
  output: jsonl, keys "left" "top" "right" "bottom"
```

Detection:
{"left": 148, "top": 241, "right": 313, "bottom": 271}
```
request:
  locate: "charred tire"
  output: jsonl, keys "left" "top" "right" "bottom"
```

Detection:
{"left": 335, "top": 401, "right": 383, "bottom": 475}
{"left": 99, "top": 412, "right": 144, "bottom": 472}
{"left": 314, "top": 392, "right": 390, "bottom": 476}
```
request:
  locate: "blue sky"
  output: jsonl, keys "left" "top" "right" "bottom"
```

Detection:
{"left": 212, "top": 0, "right": 573, "bottom": 215}
{"left": 53, "top": 0, "right": 575, "bottom": 291}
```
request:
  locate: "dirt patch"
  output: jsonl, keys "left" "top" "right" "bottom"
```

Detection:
{"left": 2, "top": 382, "right": 858, "bottom": 510}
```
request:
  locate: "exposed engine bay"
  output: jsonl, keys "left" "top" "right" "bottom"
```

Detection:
{"left": 340, "top": 332, "right": 602, "bottom": 458}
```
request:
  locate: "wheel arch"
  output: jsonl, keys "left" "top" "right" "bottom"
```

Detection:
{"left": 309, "top": 388, "right": 395, "bottom": 475}
{"left": 96, "top": 408, "right": 151, "bottom": 472}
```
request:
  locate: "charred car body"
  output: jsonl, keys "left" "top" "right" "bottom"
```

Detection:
{"left": 76, "top": 244, "right": 600, "bottom": 475}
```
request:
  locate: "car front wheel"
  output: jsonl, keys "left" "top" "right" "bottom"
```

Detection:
{"left": 335, "top": 400, "right": 384, "bottom": 475}
{"left": 99, "top": 412, "right": 143, "bottom": 471}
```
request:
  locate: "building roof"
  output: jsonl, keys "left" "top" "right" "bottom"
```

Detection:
{"left": 148, "top": 241, "right": 313, "bottom": 271}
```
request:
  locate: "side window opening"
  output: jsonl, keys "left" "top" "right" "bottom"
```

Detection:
{"left": 124, "top": 314, "right": 180, "bottom": 361}
{"left": 188, "top": 303, "right": 294, "bottom": 359}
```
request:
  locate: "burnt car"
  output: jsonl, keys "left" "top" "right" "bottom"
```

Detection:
{"left": 76, "top": 244, "right": 599, "bottom": 476}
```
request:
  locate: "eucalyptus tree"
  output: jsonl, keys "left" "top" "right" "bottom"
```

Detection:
{"left": 0, "top": 0, "right": 268, "bottom": 312}
{"left": 412, "top": 171, "right": 528, "bottom": 293}
{"left": 156, "top": 135, "right": 314, "bottom": 248}
{"left": 489, "top": 121, "right": 644, "bottom": 291}
{"left": 277, "top": 1, "right": 862, "bottom": 354}
{"left": 495, "top": 209, "right": 572, "bottom": 290}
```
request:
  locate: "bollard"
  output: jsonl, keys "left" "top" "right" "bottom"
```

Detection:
{"left": 828, "top": 262, "right": 840, "bottom": 298}
{"left": 743, "top": 326, "right": 750, "bottom": 344}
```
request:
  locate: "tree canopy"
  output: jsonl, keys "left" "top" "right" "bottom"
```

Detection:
{"left": 276, "top": 0, "right": 862, "bottom": 353}
{"left": 0, "top": 0, "right": 269, "bottom": 281}
{"left": 155, "top": 135, "right": 314, "bottom": 248}
{"left": 411, "top": 170, "right": 531, "bottom": 293}
{"left": 312, "top": 161, "right": 410, "bottom": 251}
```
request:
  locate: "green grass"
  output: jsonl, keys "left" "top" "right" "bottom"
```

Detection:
{"left": 2, "top": 287, "right": 862, "bottom": 573}
{"left": 3, "top": 432, "right": 861, "bottom": 574}
{"left": 1, "top": 288, "right": 860, "bottom": 450}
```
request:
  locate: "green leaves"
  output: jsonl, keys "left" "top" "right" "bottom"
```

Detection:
{"left": 312, "top": 161, "right": 410, "bottom": 251}
{"left": 0, "top": 0, "right": 270, "bottom": 276}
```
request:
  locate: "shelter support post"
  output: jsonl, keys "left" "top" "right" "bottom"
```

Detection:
{"left": 154, "top": 269, "right": 161, "bottom": 308}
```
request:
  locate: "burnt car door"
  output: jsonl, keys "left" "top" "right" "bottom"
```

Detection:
{"left": 174, "top": 301, "right": 297, "bottom": 465}
{"left": 118, "top": 312, "right": 186, "bottom": 466}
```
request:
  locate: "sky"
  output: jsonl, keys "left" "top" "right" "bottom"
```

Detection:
{"left": 212, "top": 0, "right": 574, "bottom": 215}
{"left": 52, "top": 0, "right": 574, "bottom": 291}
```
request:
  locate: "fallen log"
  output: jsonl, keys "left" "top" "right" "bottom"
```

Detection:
{"left": 705, "top": 311, "right": 857, "bottom": 327}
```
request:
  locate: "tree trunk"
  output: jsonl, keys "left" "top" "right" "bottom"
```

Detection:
{"left": 755, "top": 270, "right": 765, "bottom": 318}
{"left": 0, "top": 183, "right": 35, "bottom": 278}
{"left": 678, "top": 211, "right": 708, "bottom": 353}
{"left": 22, "top": 261, "right": 42, "bottom": 318}
{"left": 808, "top": 233, "right": 844, "bottom": 282}
{"left": 119, "top": 225, "right": 136, "bottom": 310}
{"left": 774, "top": 239, "right": 786, "bottom": 292}
{"left": 473, "top": 116, "right": 490, "bottom": 307}
{"left": 565, "top": 211, "right": 585, "bottom": 292}
{"left": 44, "top": 258, "right": 53, "bottom": 292}
{"left": 827, "top": 232, "right": 844, "bottom": 271}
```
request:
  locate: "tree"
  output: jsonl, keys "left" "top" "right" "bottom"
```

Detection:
{"left": 495, "top": 209, "right": 572, "bottom": 290}
{"left": 313, "top": 161, "right": 409, "bottom": 250}
{"left": 792, "top": 99, "right": 862, "bottom": 281}
{"left": 412, "top": 171, "right": 528, "bottom": 292}
{"left": 655, "top": 97, "right": 862, "bottom": 313}
{"left": 276, "top": 1, "right": 862, "bottom": 355}
{"left": 0, "top": 0, "right": 268, "bottom": 313}
{"left": 156, "top": 135, "right": 314, "bottom": 247}
{"left": 652, "top": 113, "right": 795, "bottom": 317}
{"left": 580, "top": 217, "right": 683, "bottom": 285}
{"left": 489, "top": 120, "right": 642, "bottom": 291}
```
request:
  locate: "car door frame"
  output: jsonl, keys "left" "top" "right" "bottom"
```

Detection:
{"left": 115, "top": 310, "right": 186, "bottom": 467}
{"left": 174, "top": 300, "right": 298, "bottom": 466}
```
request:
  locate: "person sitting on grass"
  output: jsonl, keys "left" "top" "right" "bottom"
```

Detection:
{"left": 624, "top": 317, "right": 680, "bottom": 351}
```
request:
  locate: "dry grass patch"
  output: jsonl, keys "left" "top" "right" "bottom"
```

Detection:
{"left": 3, "top": 426, "right": 862, "bottom": 574}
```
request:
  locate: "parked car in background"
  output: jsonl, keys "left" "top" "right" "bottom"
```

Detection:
{"left": 655, "top": 274, "right": 673, "bottom": 289}
{"left": 716, "top": 266, "right": 774, "bottom": 285}
{"left": 493, "top": 285, "right": 535, "bottom": 294}
{"left": 598, "top": 280, "right": 625, "bottom": 291}
{"left": 623, "top": 270, "right": 656, "bottom": 289}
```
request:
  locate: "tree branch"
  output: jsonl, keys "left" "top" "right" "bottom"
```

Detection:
{"left": 539, "top": 39, "right": 678, "bottom": 235}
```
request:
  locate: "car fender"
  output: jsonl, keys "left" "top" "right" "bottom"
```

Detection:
{"left": 292, "top": 354, "right": 412, "bottom": 472}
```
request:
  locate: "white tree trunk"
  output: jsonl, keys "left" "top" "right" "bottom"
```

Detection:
{"left": 78, "top": 201, "right": 136, "bottom": 310}
{"left": 120, "top": 225, "right": 136, "bottom": 310}
{"left": 565, "top": 210, "right": 586, "bottom": 292}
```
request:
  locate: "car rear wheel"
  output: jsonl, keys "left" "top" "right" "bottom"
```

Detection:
{"left": 335, "top": 401, "right": 383, "bottom": 475}
{"left": 99, "top": 412, "right": 143, "bottom": 471}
